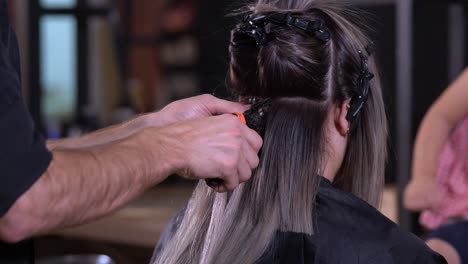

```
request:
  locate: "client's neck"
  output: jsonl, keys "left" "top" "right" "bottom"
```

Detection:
{"left": 323, "top": 158, "right": 340, "bottom": 183}
{"left": 323, "top": 125, "right": 348, "bottom": 183}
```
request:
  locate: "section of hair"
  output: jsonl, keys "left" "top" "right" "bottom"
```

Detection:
{"left": 157, "top": 98, "right": 328, "bottom": 264}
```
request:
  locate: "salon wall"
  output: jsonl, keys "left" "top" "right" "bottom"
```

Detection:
{"left": 412, "top": 2, "right": 450, "bottom": 136}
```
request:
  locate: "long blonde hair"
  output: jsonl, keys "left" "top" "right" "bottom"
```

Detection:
{"left": 155, "top": 1, "right": 387, "bottom": 263}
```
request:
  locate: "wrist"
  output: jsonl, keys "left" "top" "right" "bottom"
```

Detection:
{"left": 137, "top": 126, "right": 186, "bottom": 179}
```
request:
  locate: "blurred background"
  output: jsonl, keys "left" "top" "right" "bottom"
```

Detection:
{"left": 5, "top": 0, "right": 467, "bottom": 263}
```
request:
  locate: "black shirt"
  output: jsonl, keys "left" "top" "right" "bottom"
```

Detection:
{"left": 0, "top": 0, "right": 53, "bottom": 263}
{"left": 153, "top": 177, "right": 447, "bottom": 263}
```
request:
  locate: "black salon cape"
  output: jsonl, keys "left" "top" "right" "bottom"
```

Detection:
{"left": 0, "top": 0, "right": 52, "bottom": 263}
{"left": 153, "top": 177, "right": 447, "bottom": 264}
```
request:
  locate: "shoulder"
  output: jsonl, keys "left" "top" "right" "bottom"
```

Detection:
{"left": 312, "top": 180, "right": 446, "bottom": 263}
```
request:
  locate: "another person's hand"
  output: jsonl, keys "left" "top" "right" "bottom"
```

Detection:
{"left": 156, "top": 94, "right": 248, "bottom": 125}
{"left": 152, "top": 114, "right": 262, "bottom": 192}
{"left": 404, "top": 178, "right": 442, "bottom": 212}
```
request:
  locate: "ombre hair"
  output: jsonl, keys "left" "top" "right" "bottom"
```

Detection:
{"left": 155, "top": 1, "right": 388, "bottom": 263}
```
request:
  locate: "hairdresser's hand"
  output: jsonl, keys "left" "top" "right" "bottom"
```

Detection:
{"left": 157, "top": 94, "right": 248, "bottom": 125}
{"left": 404, "top": 179, "right": 442, "bottom": 212}
{"left": 159, "top": 114, "right": 262, "bottom": 192}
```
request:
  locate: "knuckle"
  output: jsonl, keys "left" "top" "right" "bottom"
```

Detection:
{"left": 225, "top": 159, "right": 238, "bottom": 172}
{"left": 251, "top": 132, "right": 263, "bottom": 150}
{"left": 255, "top": 138, "right": 263, "bottom": 151}
{"left": 219, "top": 156, "right": 235, "bottom": 172}
{"left": 251, "top": 156, "right": 260, "bottom": 168}
{"left": 225, "top": 181, "right": 238, "bottom": 191}
{"left": 228, "top": 125, "right": 241, "bottom": 136}
{"left": 200, "top": 94, "right": 211, "bottom": 100}
{"left": 240, "top": 170, "right": 252, "bottom": 182}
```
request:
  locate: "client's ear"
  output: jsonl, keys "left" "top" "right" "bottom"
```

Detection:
{"left": 334, "top": 99, "right": 351, "bottom": 137}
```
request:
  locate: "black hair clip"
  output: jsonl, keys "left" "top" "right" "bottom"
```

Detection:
{"left": 277, "top": 13, "right": 330, "bottom": 42}
{"left": 243, "top": 97, "right": 271, "bottom": 137}
{"left": 310, "top": 19, "right": 331, "bottom": 42}
{"left": 241, "top": 96, "right": 263, "bottom": 105}
{"left": 240, "top": 14, "right": 270, "bottom": 45}
{"left": 346, "top": 47, "right": 374, "bottom": 122}
{"left": 240, "top": 12, "right": 331, "bottom": 46}
{"left": 365, "top": 42, "right": 375, "bottom": 56}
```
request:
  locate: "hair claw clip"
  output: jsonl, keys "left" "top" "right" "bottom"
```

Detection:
{"left": 346, "top": 47, "right": 374, "bottom": 122}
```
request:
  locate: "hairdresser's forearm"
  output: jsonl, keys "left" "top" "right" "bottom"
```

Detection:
{"left": 404, "top": 108, "right": 452, "bottom": 211}
{"left": 0, "top": 129, "right": 179, "bottom": 243}
{"left": 47, "top": 112, "right": 169, "bottom": 150}
{"left": 411, "top": 109, "right": 452, "bottom": 182}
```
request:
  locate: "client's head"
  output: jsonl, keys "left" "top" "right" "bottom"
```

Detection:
{"left": 228, "top": 0, "right": 387, "bottom": 206}
{"left": 156, "top": 1, "right": 387, "bottom": 263}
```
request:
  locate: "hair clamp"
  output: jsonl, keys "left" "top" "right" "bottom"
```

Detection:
{"left": 240, "top": 14, "right": 270, "bottom": 45}
{"left": 346, "top": 45, "right": 375, "bottom": 122}
{"left": 240, "top": 12, "right": 331, "bottom": 46}
{"left": 282, "top": 13, "right": 330, "bottom": 42}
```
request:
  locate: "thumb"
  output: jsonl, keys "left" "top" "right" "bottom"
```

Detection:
{"left": 203, "top": 96, "right": 248, "bottom": 115}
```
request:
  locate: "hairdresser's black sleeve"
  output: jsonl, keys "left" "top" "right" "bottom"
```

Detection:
{"left": 0, "top": 0, "right": 52, "bottom": 217}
